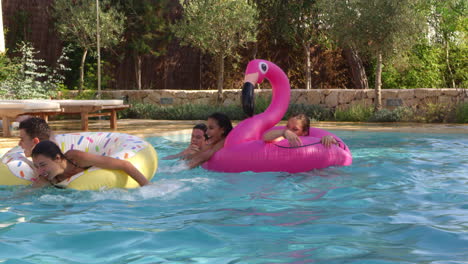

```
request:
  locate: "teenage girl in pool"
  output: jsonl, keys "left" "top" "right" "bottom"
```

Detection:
{"left": 163, "top": 123, "right": 208, "bottom": 160}
{"left": 185, "top": 113, "right": 233, "bottom": 169}
{"left": 31, "top": 140, "right": 149, "bottom": 188}
{"left": 262, "top": 113, "right": 337, "bottom": 147}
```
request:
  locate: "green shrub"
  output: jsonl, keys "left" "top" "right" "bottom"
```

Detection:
{"left": 286, "top": 104, "right": 331, "bottom": 121}
{"left": 455, "top": 102, "right": 468, "bottom": 123}
{"left": 120, "top": 101, "right": 331, "bottom": 121}
{"left": 368, "top": 107, "right": 414, "bottom": 122}
{"left": 120, "top": 102, "right": 246, "bottom": 120}
{"left": 334, "top": 104, "right": 374, "bottom": 122}
{"left": 368, "top": 109, "right": 400, "bottom": 122}
{"left": 0, "top": 42, "right": 70, "bottom": 99}
{"left": 419, "top": 103, "right": 453, "bottom": 123}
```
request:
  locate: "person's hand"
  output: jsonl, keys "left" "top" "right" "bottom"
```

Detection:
{"left": 186, "top": 144, "right": 201, "bottom": 155}
{"left": 321, "top": 135, "right": 337, "bottom": 148}
{"left": 284, "top": 129, "right": 302, "bottom": 147}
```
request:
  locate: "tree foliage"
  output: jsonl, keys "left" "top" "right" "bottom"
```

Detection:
{"left": 51, "top": 0, "right": 125, "bottom": 92}
{"left": 172, "top": 0, "right": 257, "bottom": 59}
{"left": 317, "top": 0, "right": 425, "bottom": 59}
{"left": 317, "top": 0, "right": 426, "bottom": 108}
{"left": 114, "top": 0, "right": 173, "bottom": 90}
{"left": 171, "top": 0, "right": 258, "bottom": 100}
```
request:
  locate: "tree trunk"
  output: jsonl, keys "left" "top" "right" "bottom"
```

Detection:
{"left": 217, "top": 55, "right": 224, "bottom": 103}
{"left": 343, "top": 47, "right": 369, "bottom": 89}
{"left": 199, "top": 52, "right": 202, "bottom": 90}
{"left": 445, "top": 40, "right": 456, "bottom": 88}
{"left": 304, "top": 42, "right": 311, "bottom": 90}
{"left": 135, "top": 54, "right": 142, "bottom": 90}
{"left": 0, "top": 0, "right": 5, "bottom": 53}
{"left": 374, "top": 52, "right": 383, "bottom": 111}
{"left": 79, "top": 48, "right": 88, "bottom": 94}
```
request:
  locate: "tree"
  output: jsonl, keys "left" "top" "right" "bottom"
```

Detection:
{"left": 255, "top": 0, "right": 316, "bottom": 89}
{"left": 427, "top": 0, "right": 467, "bottom": 88}
{"left": 52, "top": 0, "right": 125, "bottom": 93}
{"left": 172, "top": 0, "right": 258, "bottom": 102}
{"left": 116, "top": 0, "right": 172, "bottom": 90}
{"left": 317, "top": 0, "right": 425, "bottom": 109}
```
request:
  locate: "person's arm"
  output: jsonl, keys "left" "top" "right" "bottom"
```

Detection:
{"left": 186, "top": 139, "right": 225, "bottom": 169}
{"left": 66, "top": 150, "right": 149, "bottom": 187}
{"left": 31, "top": 176, "right": 52, "bottom": 188}
{"left": 262, "top": 128, "right": 285, "bottom": 142}
{"left": 162, "top": 149, "right": 186, "bottom": 160}
{"left": 263, "top": 128, "right": 302, "bottom": 147}
{"left": 162, "top": 144, "right": 201, "bottom": 160}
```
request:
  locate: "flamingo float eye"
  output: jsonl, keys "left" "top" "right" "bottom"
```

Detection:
{"left": 259, "top": 62, "right": 268, "bottom": 74}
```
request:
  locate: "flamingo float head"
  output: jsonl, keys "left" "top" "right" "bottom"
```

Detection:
{"left": 241, "top": 60, "right": 272, "bottom": 117}
{"left": 224, "top": 59, "right": 291, "bottom": 147}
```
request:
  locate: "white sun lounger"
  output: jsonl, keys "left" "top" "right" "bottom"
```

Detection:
{"left": 51, "top": 100, "right": 130, "bottom": 131}
{"left": 0, "top": 100, "right": 63, "bottom": 137}
{"left": 0, "top": 99, "right": 130, "bottom": 137}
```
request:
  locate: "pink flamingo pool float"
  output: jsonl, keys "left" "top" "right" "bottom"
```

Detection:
{"left": 202, "top": 59, "right": 352, "bottom": 173}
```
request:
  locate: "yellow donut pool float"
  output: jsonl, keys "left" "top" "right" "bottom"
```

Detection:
{"left": 0, "top": 132, "right": 157, "bottom": 190}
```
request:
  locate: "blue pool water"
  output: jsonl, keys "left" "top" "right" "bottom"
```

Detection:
{"left": 1, "top": 130, "right": 467, "bottom": 263}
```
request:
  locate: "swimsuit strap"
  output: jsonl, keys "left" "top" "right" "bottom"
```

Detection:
{"left": 65, "top": 156, "right": 92, "bottom": 170}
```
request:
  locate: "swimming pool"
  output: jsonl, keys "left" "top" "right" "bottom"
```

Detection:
{"left": 1, "top": 130, "right": 467, "bottom": 263}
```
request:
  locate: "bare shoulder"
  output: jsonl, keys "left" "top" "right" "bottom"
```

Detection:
{"left": 64, "top": 149, "right": 87, "bottom": 159}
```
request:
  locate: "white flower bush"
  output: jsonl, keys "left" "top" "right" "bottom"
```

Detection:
{"left": 0, "top": 42, "right": 70, "bottom": 99}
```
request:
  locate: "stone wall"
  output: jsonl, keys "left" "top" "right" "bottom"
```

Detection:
{"left": 73, "top": 88, "right": 468, "bottom": 110}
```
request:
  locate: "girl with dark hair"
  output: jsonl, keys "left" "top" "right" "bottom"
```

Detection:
{"left": 31, "top": 140, "right": 149, "bottom": 188}
{"left": 263, "top": 113, "right": 337, "bottom": 147}
{"left": 186, "top": 112, "right": 233, "bottom": 169}
{"left": 163, "top": 123, "right": 208, "bottom": 160}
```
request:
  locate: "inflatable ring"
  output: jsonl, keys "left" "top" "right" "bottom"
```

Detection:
{"left": 0, "top": 132, "right": 158, "bottom": 190}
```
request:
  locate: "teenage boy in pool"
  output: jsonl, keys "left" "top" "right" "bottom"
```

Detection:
{"left": 262, "top": 113, "right": 337, "bottom": 147}
{"left": 185, "top": 113, "right": 233, "bottom": 169}
{"left": 162, "top": 123, "right": 208, "bottom": 160}
{"left": 18, "top": 117, "right": 53, "bottom": 157}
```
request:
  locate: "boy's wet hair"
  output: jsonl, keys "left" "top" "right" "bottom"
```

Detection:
{"left": 208, "top": 112, "right": 233, "bottom": 137}
{"left": 193, "top": 123, "right": 208, "bottom": 139}
{"left": 19, "top": 117, "right": 51, "bottom": 140}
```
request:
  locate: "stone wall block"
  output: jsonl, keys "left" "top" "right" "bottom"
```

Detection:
{"left": 365, "top": 90, "right": 375, "bottom": 99}
{"left": 403, "top": 98, "right": 419, "bottom": 108}
{"left": 382, "top": 89, "right": 399, "bottom": 99}
{"left": 415, "top": 88, "right": 441, "bottom": 99}
{"left": 305, "top": 90, "right": 322, "bottom": 105}
{"left": 397, "top": 89, "right": 415, "bottom": 99}
{"left": 442, "top": 89, "right": 463, "bottom": 96}
{"left": 339, "top": 91, "right": 356, "bottom": 104}
{"left": 324, "top": 91, "right": 339, "bottom": 107}
{"left": 438, "top": 96, "right": 454, "bottom": 104}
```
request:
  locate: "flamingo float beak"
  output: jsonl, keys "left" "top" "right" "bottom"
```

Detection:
{"left": 241, "top": 82, "right": 255, "bottom": 117}
{"left": 242, "top": 73, "right": 258, "bottom": 117}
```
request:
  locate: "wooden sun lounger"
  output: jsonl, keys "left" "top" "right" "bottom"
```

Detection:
{"left": 0, "top": 100, "right": 63, "bottom": 137}
{"left": 0, "top": 100, "right": 129, "bottom": 137}
{"left": 53, "top": 100, "right": 130, "bottom": 131}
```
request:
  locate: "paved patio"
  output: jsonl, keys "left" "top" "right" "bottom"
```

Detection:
{"left": 1, "top": 118, "right": 467, "bottom": 150}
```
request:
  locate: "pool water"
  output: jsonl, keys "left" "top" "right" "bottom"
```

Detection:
{"left": 1, "top": 130, "right": 467, "bottom": 263}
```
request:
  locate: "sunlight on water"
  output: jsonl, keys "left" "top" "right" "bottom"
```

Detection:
{"left": 1, "top": 130, "right": 467, "bottom": 263}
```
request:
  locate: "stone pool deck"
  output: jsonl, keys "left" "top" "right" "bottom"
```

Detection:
{"left": 1, "top": 119, "right": 467, "bottom": 150}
